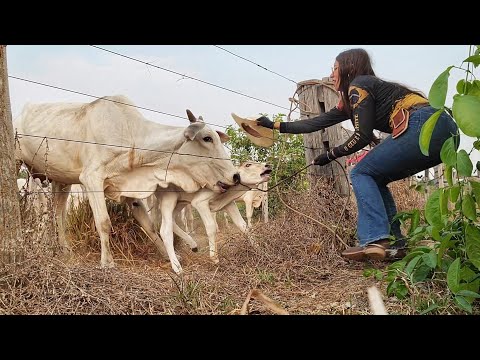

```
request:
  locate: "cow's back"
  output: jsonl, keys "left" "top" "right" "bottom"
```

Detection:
{"left": 14, "top": 96, "right": 144, "bottom": 184}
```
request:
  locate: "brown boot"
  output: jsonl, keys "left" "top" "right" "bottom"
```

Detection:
{"left": 341, "top": 246, "right": 367, "bottom": 261}
{"left": 364, "top": 239, "right": 389, "bottom": 260}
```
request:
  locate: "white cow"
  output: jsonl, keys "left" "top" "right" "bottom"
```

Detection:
{"left": 67, "top": 184, "right": 88, "bottom": 211}
{"left": 152, "top": 161, "right": 272, "bottom": 263}
{"left": 17, "top": 176, "right": 49, "bottom": 215}
{"left": 226, "top": 181, "right": 268, "bottom": 228}
{"left": 14, "top": 95, "right": 240, "bottom": 273}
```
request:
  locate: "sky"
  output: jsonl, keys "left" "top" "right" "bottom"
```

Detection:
{"left": 5, "top": 45, "right": 478, "bottom": 169}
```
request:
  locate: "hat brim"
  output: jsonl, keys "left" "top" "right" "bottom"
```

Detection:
{"left": 231, "top": 113, "right": 275, "bottom": 148}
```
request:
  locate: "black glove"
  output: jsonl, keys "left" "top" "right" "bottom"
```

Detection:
{"left": 256, "top": 116, "right": 274, "bottom": 129}
{"left": 313, "top": 152, "right": 335, "bottom": 166}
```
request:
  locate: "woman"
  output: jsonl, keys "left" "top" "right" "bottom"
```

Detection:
{"left": 256, "top": 48, "right": 458, "bottom": 261}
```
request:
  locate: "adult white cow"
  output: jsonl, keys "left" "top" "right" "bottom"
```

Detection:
{"left": 152, "top": 161, "right": 272, "bottom": 263}
{"left": 14, "top": 95, "right": 240, "bottom": 273}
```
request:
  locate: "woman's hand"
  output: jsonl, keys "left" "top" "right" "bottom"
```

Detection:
{"left": 256, "top": 116, "right": 275, "bottom": 129}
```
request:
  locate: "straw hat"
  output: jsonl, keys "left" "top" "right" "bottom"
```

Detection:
{"left": 231, "top": 113, "right": 275, "bottom": 148}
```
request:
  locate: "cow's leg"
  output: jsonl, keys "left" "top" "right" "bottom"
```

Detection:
{"left": 125, "top": 197, "right": 168, "bottom": 259}
{"left": 186, "top": 204, "right": 194, "bottom": 234}
{"left": 51, "top": 181, "right": 72, "bottom": 254}
{"left": 224, "top": 202, "right": 257, "bottom": 248}
{"left": 224, "top": 202, "right": 248, "bottom": 234}
{"left": 212, "top": 211, "right": 220, "bottom": 232}
{"left": 245, "top": 201, "right": 254, "bottom": 228}
{"left": 191, "top": 200, "right": 219, "bottom": 263}
{"left": 158, "top": 193, "right": 183, "bottom": 274}
{"left": 172, "top": 206, "right": 198, "bottom": 251}
{"left": 79, "top": 174, "right": 114, "bottom": 268}
{"left": 147, "top": 195, "right": 161, "bottom": 232}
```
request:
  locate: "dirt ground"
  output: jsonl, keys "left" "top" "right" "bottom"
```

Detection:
{"left": 0, "top": 179, "right": 460, "bottom": 315}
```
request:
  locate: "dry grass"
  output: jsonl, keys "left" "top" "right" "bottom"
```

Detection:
{"left": 1, "top": 179, "right": 477, "bottom": 315}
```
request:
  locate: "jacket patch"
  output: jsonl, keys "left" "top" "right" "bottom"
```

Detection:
{"left": 349, "top": 86, "right": 369, "bottom": 109}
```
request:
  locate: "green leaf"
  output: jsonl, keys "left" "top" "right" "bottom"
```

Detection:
{"left": 452, "top": 94, "right": 480, "bottom": 137}
{"left": 447, "top": 258, "right": 461, "bottom": 294}
{"left": 402, "top": 251, "right": 426, "bottom": 264}
{"left": 374, "top": 270, "right": 383, "bottom": 281}
{"left": 449, "top": 185, "right": 460, "bottom": 203}
{"left": 422, "top": 250, "right": 437, "bottom": 268}
{"left": 408, "top": 209, "right": 420, "bottom": 235}
{"left": 454, "top": 295, "right": 472, "bottom": 313}
{"left": 462, "top": 194, "right": 477, "bottom": 221}
{"left": 437, "top": 234, "right": 453, "bottom": 267}
{"left": 405, "top": 256, "right": 421, "bottom": 277}
{"left": 463, "top": 54, "right": 480, "bottom": 68}
{"left": 456, "top": 79, "right": 467, "bottom": 94}
{"left": 396, "top": 283, "right": 409, "bottom": 299}
{"left": 430, "top": 227, "right": 441, "bottom": 241}
{"left": 456, "top": 149, "right": 473, "bottom": 177}
{"left": 387, "top": 260, "right": 407, "bottom": 272}
{"left": 459, "top": 265, "right": 477, "bottom": 282}
{"left": 420, "top": 109, "right": 444, "bottom": 156}
{"left": 439, "top": 188, "right": 449, "bottom": 218}
{"left": 440, "top": 137, "right": 457, "bottom": 167}
{"left": 456, "top": 290, "right": 480, "bottom": 299}
{"left": 429, "top": 66, "right": 453, "bottom": 109}
{"left": 445, "top": 165, "right": 453, "bottom": 186}
{"left": 363, "top": 268, "right": 374, "bottom": 277}
{"left": 465, "top": 224, "right": 480, "bottom": 270}
{"left": 470, "top": 179, "right": 480, "bottom": 205}
{"left": 419, "top": 303, "right": 439, "bottom": 315}
{"left": 474, "top": 140, "right": 480, "bottom": 151}
{"left": 386, "top": 280, "right": 398, "bottom": 296}
{"left": 412, "top": 264, "right": 432, "bottom": 283}
{"left": 469, "top": 80, "right": 480, "bottom": 97}
{"left": 425, "top": 189, "right": 443, "bottom": 227}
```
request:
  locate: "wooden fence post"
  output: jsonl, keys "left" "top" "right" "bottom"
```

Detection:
{"left": 296, "top": 78, "right": 349, "bottom": 196}
{"left": 0, "top": 45, "right": 23, "bottom": 265}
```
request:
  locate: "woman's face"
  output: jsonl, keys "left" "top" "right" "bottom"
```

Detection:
{"left": 330, "top": 60, "right": 340, "bottom": 90}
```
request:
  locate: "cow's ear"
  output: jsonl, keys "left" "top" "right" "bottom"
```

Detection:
{"left": 184, "top": 122, "right": 206, "bottom": 140}
{"left": 216, "top": 131, "right": 230, "bottom": 143}
{"left": 186, "top": 109, "right": 197, "bottom": 123}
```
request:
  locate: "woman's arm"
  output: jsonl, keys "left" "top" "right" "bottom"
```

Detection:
{"left": 279, "top": 106, "right": 349, "bottom": 134}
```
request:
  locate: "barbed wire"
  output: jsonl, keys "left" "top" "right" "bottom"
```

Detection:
{"left": 90, "top": 45, "right": 297, "bottom": 113}
{"left": 213, "top": 45, "right": 297, "bottom": 84}
{"left": 8, "top": 75, "right": 230, "bottom": 130}
{"left": 16, "top": 133, "right": 233, "bottom": 161}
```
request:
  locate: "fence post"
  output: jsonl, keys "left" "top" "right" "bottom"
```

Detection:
{"left": 0, "top": 45, "right": 23, "bottom": 265}
{"left": 296, "top": 78, "right": 349, "bottom": 196}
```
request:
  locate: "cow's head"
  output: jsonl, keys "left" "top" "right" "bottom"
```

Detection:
{"left": 237, "top": 161, "right": 272, "bottom": 186}
{"left": 172, "top": 110, "right": 240, "bottom": 192}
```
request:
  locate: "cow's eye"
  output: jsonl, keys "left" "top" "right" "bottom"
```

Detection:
{"left": 203, "top": 136, "right": 213, "bottom": 143}
{"left": 245, "top": 163, "right": 251, "bottom": 167}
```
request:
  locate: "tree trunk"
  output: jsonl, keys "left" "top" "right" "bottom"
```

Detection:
{"left": 297, "top": 78, "right": 350, "bottom": 196}
{"left": 0, "top": 45, "right": 23, "bottom": 265}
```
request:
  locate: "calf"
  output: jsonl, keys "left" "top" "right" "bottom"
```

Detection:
{"left": 152, "top": 161, "right": 272, "bottom": 263}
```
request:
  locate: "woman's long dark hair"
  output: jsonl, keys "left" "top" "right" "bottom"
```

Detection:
{"left": 336, "top": 48, "right": 426, "bottom": 116}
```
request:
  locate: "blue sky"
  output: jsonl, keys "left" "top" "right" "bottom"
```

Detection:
{"left": 6, "top": 45, "right": 477, "bottom": 168}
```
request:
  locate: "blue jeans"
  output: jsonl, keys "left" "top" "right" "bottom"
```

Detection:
{"left": 349, "top": 106, "right": 458, "bottom": 247}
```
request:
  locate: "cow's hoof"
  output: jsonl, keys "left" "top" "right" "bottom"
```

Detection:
{"left": 192, "top": 247, "right": 198, "bottom": 253}
{"left": 211, "top": 257, "right": 220, "bottom": 264}
{"left": 172, "top": 264, "right": 183, "bottom": 275}
{"left": 101, "top": 261, "right": 115, "bottom": 269}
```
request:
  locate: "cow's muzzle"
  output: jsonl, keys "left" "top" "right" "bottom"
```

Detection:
{"left": 233, "top": 172, "right": 241, "bottom": 185}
